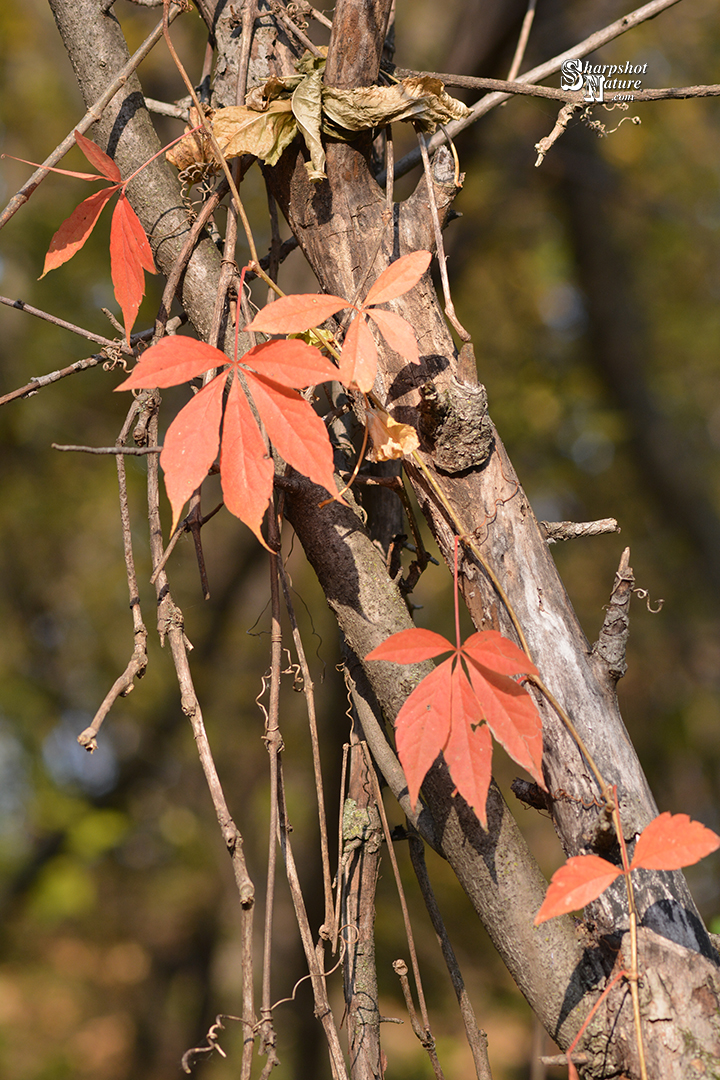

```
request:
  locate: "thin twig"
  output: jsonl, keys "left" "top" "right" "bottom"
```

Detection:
{"left": 146, "top": 402, "right": 255, "bottom": 909}
{"left": 415, "top": 130, "right": 469, "bottom": 342}
{"left": 77, "top": 399, "right": 149, "bottom": 751}
{"left": 270, "top": 0, "right": 325, "bottom": 58}
{"left": 237, "top": 0, "right": 259, "bottom": 104}
{"left": 361, "top": 741, "right": 444, "bottom": 1080}
{"left": 0, "top": 3, "right": 184, "bottom": 230}
{"left": 408, "top": 835, "right": 493, "bottom": 1080}
{"left": 277, "top": 560, "right": 335, "bottom": 934}
{"left": 506, "top": 0, "right": 537, "bottom": 82}
{"left": 51, "top": 444, "right": 162, "bottom": 454}
{"left": 258, "top": 510, "right": 283, "bottom": 1075}
{"left": 0, "top": 295, "right": 139, "bottom": 353}
{"left": 1, "top": 356, "right": 103, "bottom": 407}
{"left": 386, "top": 0, "right": 684, "bottom": 182}
{"left": 155, "top": 180, "right": 228, "bottom": 338}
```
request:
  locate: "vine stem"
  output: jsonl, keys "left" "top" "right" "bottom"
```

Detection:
{"left": 611, "top": 785, "right": 648, "bottom": 1080}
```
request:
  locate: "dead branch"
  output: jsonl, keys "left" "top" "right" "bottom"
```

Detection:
{"left": 388, "top": 0, "right": 683, "bottom": 181}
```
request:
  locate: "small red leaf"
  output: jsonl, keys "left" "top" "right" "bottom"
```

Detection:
{"left": 443, "top": 668, "right": 493, "bottom": 825}
{"left": 160, "top": 374, "right": 225, "bottom": 532}
{"left": 395, "top": 660, "right": 454, "bottom": 811}
{"left": 3, "top": 153, "right": 103, "bottom": 181}
{"left": 534, "top": 855, "right": 622, "bottom": 925}
{"left": 365, "top": 308, "right": 420, "bottom": 364}
{"left": 40, "top": 185, "right": 117, "bottom": 277}
{"left": 366, "top": 628, "right": 453, "bottom": 665}
{"left": 74, "top": 130, "right": 122, "bottom": 183}
{"left": 462, "top": 631, "right": 539, "bottom": 679}
{"left": 337, "top": 314, "right": 378, "bottom": 392}
{"left": 362, "top": 250, "right": 432, "bottom": 307}
{"left": 630, "top": 812, "right": 720, "bottom": 871}
{"left": 245, "top": 293, "right": 349, "bottom": 334}
{"left": 116, "top": 337, "right": 227, "bottom": 391}
{"left": 110, "top": 195, "right": 154, "bottom": 342}
{"left": 219, "top": 375, "right": 274, "bottom": 548}
{"left": 242, "top": 339, "right": 338, "bottom": 387}
{"left": 568, "top": 1062, "right": 579, "bottom": 1080}
{"left": 244, "top": 371, "right": 338, "bottom": 496}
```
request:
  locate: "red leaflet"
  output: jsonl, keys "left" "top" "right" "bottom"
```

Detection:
{"left": 394, "top": 662, "right": 453, "bottom": 811}
{"left": 630, "top": 812, "right": 720, "bottom": 871}
{"left": 366, "top": 627, "right": 543, "bottom": 824}
{"left": 111, "top": 194, "right": 157, "bottom": 344}
{"left": 219, "top": 376, "right": 274, "bottom": 546}
{"left": 160, "top": 374, "right": 225, "bottom": 531}
{"left": 534, "top": 855, "right": 623, "bottom": 925}
{"left": 116, "top": 334, "right": 339, "bottom": 540}
{"left": 365, "top": 308, "right": 420, "bottom": 365}
{"left": 242, "top": 339, "right": 338, "bottom": 386}
{"left": 243, "top": 370, "right": 338, "bottom": 497}
{"left": 337, "top": 313, "right": 378, "bottom": 393}
{"left": 245, "top": 293, "right": 348, "bottom": 334}
{"left": 245, "top": 250, "right": 431, "bottom": 393}
{"left": 74, "top": 130, "right": 123, "bottom": 182}
{"left": 362, "top": 250, "right": 432, "bottom": 306}
{"left": 41, "top": 186, "right": 117, "bottom": 277}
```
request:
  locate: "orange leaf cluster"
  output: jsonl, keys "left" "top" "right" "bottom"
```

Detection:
{"left": 366, "top": 628, "right": 544, "bottom": 825}
{"left": 116, "top": 336, "right": 340, "bottom": 543}
{"left": 39, "top": 131, "right": 156, "bottom": 343}
{"left": 534, "top": 812, "right": 720, "bottom": 924}
{"left": 245, "top": 249, "right": 431, "bottom": 392}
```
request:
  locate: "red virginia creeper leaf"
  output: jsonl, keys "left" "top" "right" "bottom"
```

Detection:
{"left": 242, "top": 339, "right": 338, "bottom": 387}
{"left": 534, "top": 855, "right": 623, "bottom": 925}
{"left": 115, "top": 336, "right": 227, "bottom": 391}
{"left": 40, "top": 185, "right": 117, "bottom": 277}
{"left": 219, "top": 374, "right": 274, "bottom": 548}
{"left": 443, "top": 667, "right": 493, "bottom": 825}
{"left": 568, "top": 1062, "right": 579, "bottom": 1080}
{"left": 244, "top": 370, "right": 338, "bottom": 496}
{"left": 160, "top": 373, "right": 225, "bottom": 532}
{"left": 630, "top": 812, "right": 720, "bottom": 871}
{"left": 395, "top": 660, "right": 454, "bottom": 811}
{"left": 110, "top": 194, "right": 154, "bottom": 342}
{"left": 462, "top": 630, "right": 539, "bottom": 679}
{"left": 245, "top": 293, "right": 348, "bottom": 334}
{"left": 365, "top": 308, "right": 420, "bottom": 364}
{"left": 365, "top": 628, "right": 453, "bottom": 665}
{"left": 74, "top": 130, "right": 122, "bottom": 182}
{"left": 465, "top": 662, "right": 544, "bottom": 784}
{"left": 337, "top": 314, "right": 378, "bottom": 392}
{"left": 362, "top": 250, "right": 432, "bottom": 307}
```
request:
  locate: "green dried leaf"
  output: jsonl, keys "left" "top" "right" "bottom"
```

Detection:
{"left": 291, "top": 68, "right": 326, "bottom": 182}
{"left": 323, "top": 76, "right": 471, "bottom": 136}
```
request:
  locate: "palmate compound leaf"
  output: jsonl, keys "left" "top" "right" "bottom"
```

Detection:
{"left": 116, "top": 334, "right": 339, "bottom": 540}
{"left": 630, "top": 812, "right": 720, "bottom": 871}
{"left": 534, "top": 855, "right": 623, "bottom": 925}
{"left": 366, "top": 627, "right": 544, "bottom": 825}
{"left": 245, "top": 251, "right": 430, "bottom": 393}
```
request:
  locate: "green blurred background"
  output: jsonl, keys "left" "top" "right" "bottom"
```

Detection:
{"left": 1, "top": 1, "right": 719, "bottom": 1077}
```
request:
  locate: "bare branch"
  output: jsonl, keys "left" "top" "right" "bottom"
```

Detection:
{"left": 539, "top": 517, "right": 620, "bottom": 543}
{"left": 0, "top": 2, "right": 184, "bottom": 231}
{"left": 51, "top": 444, "right": 162, "bottom": 454}
{"left": 388, "top": 0, "right": 684, "bottom": 181}
{"left": 506, "top": 0, "right": 537, "bottom": 82}
{"left": 77, "top": 400, "right": 149, "bottom": 752}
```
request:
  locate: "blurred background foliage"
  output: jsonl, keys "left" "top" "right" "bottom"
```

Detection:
{"left": 1, "top": 1, "right": 719, "bottom": 1078}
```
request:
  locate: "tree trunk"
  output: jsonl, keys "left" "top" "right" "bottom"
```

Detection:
{"left": 47, "top": 0, "right": 720, "bottom": 1075}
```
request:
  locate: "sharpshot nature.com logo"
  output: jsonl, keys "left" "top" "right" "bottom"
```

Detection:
{"left": 560, "top": 58, "right": 647, "bottom": 103}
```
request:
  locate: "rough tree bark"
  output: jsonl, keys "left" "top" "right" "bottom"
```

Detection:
{"left": 46, "top": 0, "right": 720, "bottom": 1076}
